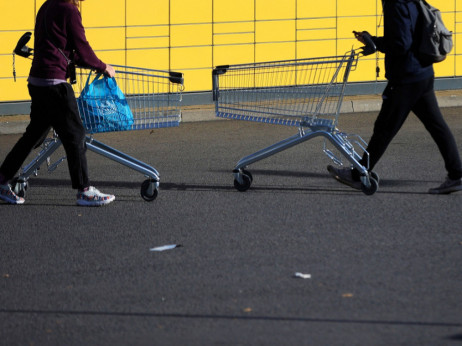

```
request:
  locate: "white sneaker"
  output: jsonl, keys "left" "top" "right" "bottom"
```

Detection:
{"left": 0, "top": 184, "right": 25, "bottom": 205}
{"left": 76, "top": 186, "right": 115, "bottom": 206}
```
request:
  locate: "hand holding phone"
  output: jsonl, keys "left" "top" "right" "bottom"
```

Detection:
{"left": 353, "top": 31, "right": 376, "bottom": 56}
{"left": 353, "top": 31, "right": 366, "bottom": 44}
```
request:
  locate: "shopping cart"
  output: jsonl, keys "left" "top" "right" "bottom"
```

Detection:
{"left": 12, "top": 65, "right": 184, "bottom": 201}
{"left": 212, "top": 43, "right": 379, "bottom": 195}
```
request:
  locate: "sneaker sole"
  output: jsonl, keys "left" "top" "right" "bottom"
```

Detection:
{"left": 76, "top": 196, "right": 115, "bottom": 206}
{"left": 0, "top": 195, "right": 25, "bottom": 205}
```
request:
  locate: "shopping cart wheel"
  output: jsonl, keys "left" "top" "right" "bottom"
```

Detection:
{"left": 234, "top": 170, "right": 253, "bottom": 192}
{"left": 12, "top": 177, "right": 28, "bottom": 198}
{"left": 370, "top": 171, "right": 379, "bottom": 184}
{"left": 361, "top": 176, "right": 378, "bottom": 196}
{"left": 241, "top": 169, "right": 253, "bottom": 183}
{"left": 140, "top": 179, "right": 159, "bottom": 201}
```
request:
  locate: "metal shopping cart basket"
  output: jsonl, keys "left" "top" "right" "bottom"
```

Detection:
{"left": 12, "top": 65, "right": 184, "bottom": 201}
{"left": 212, "top": 43, "right": 379, "bottom": 195}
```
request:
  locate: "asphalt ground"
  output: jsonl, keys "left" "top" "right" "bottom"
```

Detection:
{"left": 1, "top": 108, "right": 462, "bottom": 345}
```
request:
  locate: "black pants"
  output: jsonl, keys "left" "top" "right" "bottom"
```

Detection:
{"left": 358, "top": 77, "right": 462, "bottom": 180}
{"left": 0, "top": 83, "right": 89, "bottom": 190}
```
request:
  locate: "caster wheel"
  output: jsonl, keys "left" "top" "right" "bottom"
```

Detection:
{"left": 370, "top": 171, "right": 379, "bottom": 184}
{"left": 12, "top": 178, "right": 28, "bottom": 198}
{"left": 140, "top": 179, "right": 158, "bottom": 201}
{"left": 241, "top": 169, "right": 253, "bottom": 183}
{"left": 361, "top": 177, "right": 378, "bottom": 196}
{"left": 234, "top": 172, "right": 252, "bottom": 192}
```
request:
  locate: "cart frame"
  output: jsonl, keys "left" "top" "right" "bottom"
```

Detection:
{"left": 13, "top": 65, "right": 184, "bottom": 201}
{"left": 212, "top": 50, "right": 379, "bottom": 195}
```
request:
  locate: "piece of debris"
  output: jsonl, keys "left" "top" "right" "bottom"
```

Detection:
{"left": 294, "top": 272, "right": 311, "bottom": 279}
{"left": 149, "top": 244, "right": 182, "bottom": 252}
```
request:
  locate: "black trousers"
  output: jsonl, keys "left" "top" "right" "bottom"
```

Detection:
{"left": 358, "top": 77, "right": 462, "bottom": 180}
{"left": 0, "top": 83, "right": 89, "bottom": 190}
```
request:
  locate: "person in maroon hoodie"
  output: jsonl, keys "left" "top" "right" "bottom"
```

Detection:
{"left": 0, "top": 0, "right": 116, "bottom": 206}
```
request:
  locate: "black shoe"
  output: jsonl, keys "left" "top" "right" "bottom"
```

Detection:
{"left": 428, "top": 177, "right": 462, "bottom": 194}
{"left": 327, "top": 165, "right": 361, "bottom": 190}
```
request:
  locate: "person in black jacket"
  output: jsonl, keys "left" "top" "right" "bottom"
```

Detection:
{"left": 328, "top": 0, "right": 462, "bottom": 194}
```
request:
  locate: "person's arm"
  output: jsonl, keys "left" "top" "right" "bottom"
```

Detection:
{"left": 379, "top": 2, "right": 414, "bottom": 56}
{"left": 371, "top": 36, "right": 386, "bottom": 53}
{"left": 354, "top": 31, "right": 385, "bottom": 53}
{"left": 68, "top": 7, "right": 115, "bottom": 77}
{"left": 355, "top": 3, "right": 413, "bottom": 55}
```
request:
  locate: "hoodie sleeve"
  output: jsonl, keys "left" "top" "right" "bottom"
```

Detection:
{"left": 375, "top": 1, "right": 414, "bottom": 56}
{"left": 67, "top": 7, "right": 106, "bottom": 72}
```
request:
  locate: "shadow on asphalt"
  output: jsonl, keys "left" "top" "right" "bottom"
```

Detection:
{"left": 15, "top": 175, "right": 436, "bottom": 196}
{"left": 1, "top": 309, "right": 461, "bottom": 328}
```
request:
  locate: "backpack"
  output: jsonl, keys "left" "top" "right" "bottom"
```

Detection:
{"left": 414, "top": 0, "right": 453, "bottom": 65}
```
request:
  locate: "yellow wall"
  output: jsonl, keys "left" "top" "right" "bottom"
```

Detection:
{"left": 0, "top": 0, "right": 459, "bottom": 102}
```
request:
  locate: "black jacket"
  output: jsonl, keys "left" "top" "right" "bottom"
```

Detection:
{"left": 373, "top": 0, "right": 434, "bottom": 84}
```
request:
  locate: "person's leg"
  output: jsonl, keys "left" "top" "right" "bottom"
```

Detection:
{"left": 345, "top": 83, "right": 418, "bottom": 183}
{"left": 49, "top": 83, "right": 90, "bottom": 190}
{"left": 329, "top": 81, "right": 426, "bottom": 188}
{"left": 411, "top": 78, "right": 462, "bottom": 194}
{"left": 0, "top": 84, "right": 53, "bottom": 183}
{"left": 412, "top": 79, "right": 462, "bottom": 180}
{"left": 0, "top": 172, "right": 8, "bottom": 185}
{"left": 359, "top": 83, "right": 419, "bottom": 171}
{"left": 0, "top": 84, "right": 55, "bottom": 204}
{"left": 50, "top": 83, "right": 114, "bottom": 205}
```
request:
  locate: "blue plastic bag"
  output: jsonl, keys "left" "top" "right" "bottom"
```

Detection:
{"left": 77, "top": 72, "right": 134, "bottom": 133}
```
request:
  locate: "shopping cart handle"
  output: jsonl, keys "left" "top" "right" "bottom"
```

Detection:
{"left": 169, "top": 71, "right": 184, "bottom": 84}
{"left": 360, "top": 32, "right": 376, "bottom": 56}
{"left": 14, "top": 32, "right": 33, "bottom": 58}
{"left": 213, "top": 65, "right": 229, "bottom": 75}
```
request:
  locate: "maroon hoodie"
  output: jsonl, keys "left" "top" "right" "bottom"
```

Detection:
{"left": 30, "top": 0, "right": 106, "bottom": 80}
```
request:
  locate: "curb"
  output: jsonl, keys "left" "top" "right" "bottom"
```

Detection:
{"left": 1, "top": 91, "right": 462, "bottom": 135}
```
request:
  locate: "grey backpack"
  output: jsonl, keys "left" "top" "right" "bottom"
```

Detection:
{"left": 415, "top": 0, "right": 453, "bottom": 65}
